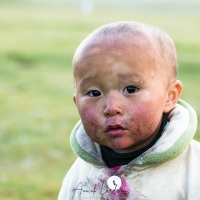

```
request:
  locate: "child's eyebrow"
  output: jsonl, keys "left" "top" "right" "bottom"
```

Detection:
{"left": 78, "top": 72, "right": 143, "bottom": 86}
{"left": 78, "top": 75, "right": 95, "bottom": 85}
{"left": 113, "top": 72, "right": 144, "bottom": 84}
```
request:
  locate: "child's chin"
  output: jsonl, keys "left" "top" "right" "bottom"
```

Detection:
{"left": 108, "top": 139, "right": 134, "bottom": 153}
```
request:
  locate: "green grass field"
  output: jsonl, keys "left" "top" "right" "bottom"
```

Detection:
{"left": 0, "top": 1, "right": 200, "bottom": 199}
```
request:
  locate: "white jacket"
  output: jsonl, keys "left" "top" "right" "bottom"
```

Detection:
{"left": 58, "top": 100, "right": 200, "bottom": 200}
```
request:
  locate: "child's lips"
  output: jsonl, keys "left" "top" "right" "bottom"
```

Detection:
{"left": 106, "top": 124, "right": 127, "bottom": 137}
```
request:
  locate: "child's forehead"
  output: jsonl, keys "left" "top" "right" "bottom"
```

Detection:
{"left": 93, "top": 33, "right": 151, "bottom": 50}
{"left": 73, "top": 36, "right": 161, "bottom": 82}
{"left": 73, "top": 22, "right": 177, "bottom": 82}
{"left": 74, "top": 32, "right": 155, "bottom": 65}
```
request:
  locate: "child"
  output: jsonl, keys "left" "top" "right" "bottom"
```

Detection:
{"left": 58, "top": 21, "right": 200, "bottom": 200}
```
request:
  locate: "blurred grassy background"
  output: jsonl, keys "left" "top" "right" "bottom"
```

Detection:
{"left": 0, "top": 0, "right": 200, "bottom": 199}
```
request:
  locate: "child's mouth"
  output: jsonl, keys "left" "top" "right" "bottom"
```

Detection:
{"left": 106, "top": 124, "right": 127, "bottom": 137}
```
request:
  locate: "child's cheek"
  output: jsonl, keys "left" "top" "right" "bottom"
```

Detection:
{"left": 79, "top": 105, "right": 102, "bottom": 133}
{"left": 80, "top": 105, "right": 98, "bottom": 122}
{"left": 129, "top": 104, "right": 161, "bottom": 133}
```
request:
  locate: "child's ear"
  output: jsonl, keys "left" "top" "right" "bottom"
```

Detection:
{"left": 73, "top": 94, "right": 77, "bottom": 105}
{"left": 164, "top": 80, "right": 182, "bottom": 113}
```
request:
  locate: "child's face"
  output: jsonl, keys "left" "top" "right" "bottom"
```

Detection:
{"left": 73, "top": 35, "right": 171, "bottom": 153}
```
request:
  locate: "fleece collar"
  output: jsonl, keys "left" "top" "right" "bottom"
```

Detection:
{"left": 70, "top": 99, "right": 197, "bottom": 168}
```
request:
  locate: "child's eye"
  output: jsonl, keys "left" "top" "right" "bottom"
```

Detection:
{"left": 87, "top": 90, "right": 101, "bottom": 97}
{"left": 123, "top": 86, "right": 139, "bottom": 94}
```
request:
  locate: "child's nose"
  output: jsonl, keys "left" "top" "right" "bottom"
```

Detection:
{"left": 103, "top": 94, "right": 123, "bottom": 117}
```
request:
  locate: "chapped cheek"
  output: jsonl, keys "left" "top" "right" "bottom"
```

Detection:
{"left": 127, "top": 106, "right": 156, "bottom": 136}
{"left": 79, "top": 105, "right": 96, "bottom": 121}
{"left": 80, "top": 108, "right": 103, "bottom": 135}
